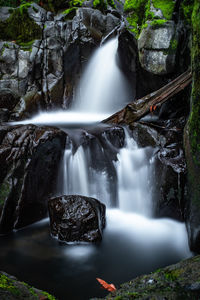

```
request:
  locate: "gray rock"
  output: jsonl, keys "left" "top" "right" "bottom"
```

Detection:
{"left": 0, "top": 6, "right": 12, "bottom": 22}
{"left": 138, "top": 21, "right": 178, "bottom": 75}
{"left": 138, "top": 21, "right": 175, "bottom": 50}
{"left": 139, "top": 49, "right": 176, "bottom": 75}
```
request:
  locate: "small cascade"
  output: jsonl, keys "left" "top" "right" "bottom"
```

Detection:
{"left": 115, "top": 129, "right": 153, "bottom": 216}
{"left": 62, "top": 141, "right": 113, "bottom": 206}
{"left": 61, "top": 128, "right": 153, "bottom": 215}
{"left": 72, "top": 38, "right": 131, "bottom": 114}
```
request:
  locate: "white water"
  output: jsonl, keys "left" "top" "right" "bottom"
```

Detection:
{"left": 73, "top": 38, "right": 130, "bottom": 114}
{"left": 12, "top": 37, "right": 191, "bottom": 269}
{"left": 13, "top": 38, "right": 130, "bottom": 126}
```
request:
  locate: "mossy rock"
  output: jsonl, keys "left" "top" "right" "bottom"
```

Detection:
{"left": 0, "top": 271, "right": 56, "bottom": 300}
{"left": 124, "top": 0, "right": 175, "bottom": 38}
{"left": 94, "top": 255, "right": 200, "bottom": 299}
{"left": 0, "top": 4, "right": 42, "bottom": 43}
{"left": 184, "top": 0, "right": 200, "bottom": 252}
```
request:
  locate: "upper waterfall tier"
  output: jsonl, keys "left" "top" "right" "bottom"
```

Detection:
{"left": 72, "top": 38, "right": 131, "bottom": 114}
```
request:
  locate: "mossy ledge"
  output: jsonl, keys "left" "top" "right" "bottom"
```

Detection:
{"left": 0, "top": 271, "right": 56, "bottom": 299}
{"left": 0, "top": 4, "right": 42, "bottom": 43}
{"left": 93, "top": 255, "right": 200, "bottom": 299}
{"left": 123, "top": 0, "right": 175, "bottom": 38}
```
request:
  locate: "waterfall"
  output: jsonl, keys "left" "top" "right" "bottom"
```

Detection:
{"left": 115, "top": 129, "right": 153, "bottom": 216}
{"left": 72, "top": 38, "right": 131, "bottom": 114}
{"left": 8, "top": 37, "right": 191, "bottom": 300}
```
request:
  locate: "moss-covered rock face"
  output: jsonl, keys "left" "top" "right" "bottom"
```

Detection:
{"left": 94, "top": 255, "right": 200, "bottom": 300}
{"left": 124, "top": 0, "right": 179, "bottom": 75}
{"left": 184, "top": 0, "right": 200, "bottom": 253}
{"left": 0, "top": 4, "right": 42, "bottom": 43}
{"left": 124, "top": 0, "right": 175, "bottom": 39}
{"left": 0, "top": 271, "right": 56, "bottom": 300}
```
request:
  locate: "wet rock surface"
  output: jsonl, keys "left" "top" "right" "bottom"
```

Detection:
{"left": 0, "top": 3, "right": 121, "bottom": 119}
{"left": 94, "top": 255, "right": 200, "bottom": 300}
{"left": 0, "top": 124, "right": 66, "bottom": 233}
{"left": 130, "top": 117, "right": 187, "bottom": 221}
{"left": 48, "top": 194, "right": 106, "bottom": 243}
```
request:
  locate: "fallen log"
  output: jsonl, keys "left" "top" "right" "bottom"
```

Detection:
{"left": 103, "top": 69, "right": 192, "bottom": 125}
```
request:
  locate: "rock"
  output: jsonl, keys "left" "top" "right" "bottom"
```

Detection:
{"left": 0, "top": 271, "right": 56, "bottom": 300}
{"left": 0, "top": 124, "right": 66, "bottom": 233}
{"left": 48, "top": 195, "right": 106, "bottom": 243}
{"left": 130, "top": 118, "right": 187, "bottom": 221}
{"left": 138, "top": 21, "right": 179, "bottom": 75}
{"left": 94, "top": 255, "right": 200, "bottom": 299}
{"left": 0, "top": 88, "right": 20, "bottom": 111}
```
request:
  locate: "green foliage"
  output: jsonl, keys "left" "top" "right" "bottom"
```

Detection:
{"left": 181, "top": 0, "right": 194, "bottom": 25}
{"left": 42, "top": 291, "right": 56, "bottom": 300}
{"left": 124, "top": 0, "right": 147, "bottom": 38}
{"left": 0, "top": 5, "right": 42, "bottom": 43}
{"left": 152, "top": 0, "right": 175, "bottom": 20}
{"left": 150, "top": 18, "right": 166, "bottom": 28}
{"left": 124, "top": 0, "right": 176, "bottom": 38}
{"left": 0, "top": 274, "right": 21, "bottom": 296}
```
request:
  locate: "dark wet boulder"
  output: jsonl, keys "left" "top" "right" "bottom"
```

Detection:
{"left": 0, "top": 124, "right": 66, "bottom": 234}
{"left": 48, "top": 195, "right": 106, "bottom": 243}
{"left": 129, "top": 118, "right": 187, "bottom": 221}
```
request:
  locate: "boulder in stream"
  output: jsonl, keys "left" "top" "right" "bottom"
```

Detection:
{"left": 48, "top": 195, "right": 106, "bottom": 243}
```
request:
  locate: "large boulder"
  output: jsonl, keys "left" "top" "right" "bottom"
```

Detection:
{"left": 138, "top": 21, "right": 179, "bottom": 75}
{"left": 0, "top": 124, "right": 66, "bottom": 233}
{"left": 48, "top": 195, "right": 106, "bottom": 243}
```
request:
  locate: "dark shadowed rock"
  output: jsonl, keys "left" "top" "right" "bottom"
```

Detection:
{"left": 0, "top": 124, "right": 66, "bottom": 233}
{"left": 48, "top": 194, "right": 106, "bottom": 243}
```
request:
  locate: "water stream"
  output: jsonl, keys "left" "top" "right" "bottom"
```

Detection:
{"left": 3, "top": 38, "right": 191, "bottom": 300}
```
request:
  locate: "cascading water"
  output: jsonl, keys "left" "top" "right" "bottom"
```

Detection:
{"left": 72, "top": 38, "right": 131, "bottom": 114}
{"left": 6, "top": 37, "right": 191, "bottom": 300}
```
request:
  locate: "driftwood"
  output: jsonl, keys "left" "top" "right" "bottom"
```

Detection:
{"left": 103, "top": 69, "right": 192, "bottom": 125}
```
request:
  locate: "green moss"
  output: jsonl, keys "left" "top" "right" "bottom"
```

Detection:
{"left": 152, "top": 0, "right": 175, "bottom": 20}
{"left": 163, "top": 269, "right": 183, "bottom": 281}
{"left": 0, "top": 274, "right": 21, "bottom": 296}
{"left": 188, "top": 0, "right": 200, "bottom": 165}
{"left": 124, "top": 0, "right": 173, "bottom": 38}
{"left": 0, "top": 4, "right": 42, "bottom": 43}
{"left": 63, "top": 7, "right": 77, "bottom": 19}
{"left": 17, "top": 39, "right": 35, "bottom": 51}
{"left": 124, "top": 0, "right": 147, "bottom": 38}
{"left": 181, "top": 0, "right": 194, "bottom": 25}
{"left": 42, "top": 291, "right": 56, "bottom": 300}
{"left": 148, "top": 18, "right": 167, "bottom": 29}
{"left": 0, "top": 181, "right": 10, "bottom": 206}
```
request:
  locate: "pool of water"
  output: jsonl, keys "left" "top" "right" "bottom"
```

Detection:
{"left": 0, "top": 209, "right": 191, "bottom": 300}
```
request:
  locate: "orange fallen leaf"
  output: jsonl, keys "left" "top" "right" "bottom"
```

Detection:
{"left": 153, "top": 105, "right": 157, "bottom": 111}
{"left": 150, "top": 105, "right": 153, "bottom": 113}
{"left": 96, "top": 278, "right": 116, "bottom": 292}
